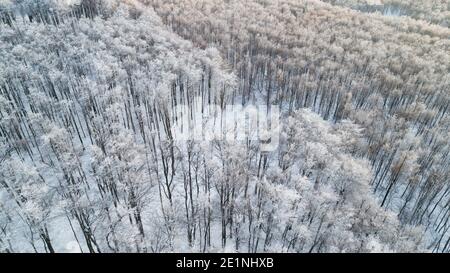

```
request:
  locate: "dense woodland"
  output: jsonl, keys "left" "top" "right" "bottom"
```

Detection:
{"left": 0, "top": 0, "right": 449, "bottom": 253}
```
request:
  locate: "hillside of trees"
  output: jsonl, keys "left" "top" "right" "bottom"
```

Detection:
{"left": 322, "top": 0, "right": 450, "bottom": 27}
{"left": 0, "top": 0, "right": 449, "bottom": 253}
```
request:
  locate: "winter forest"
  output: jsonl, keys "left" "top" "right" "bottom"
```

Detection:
{"left": 0, "top": 0, "right": 449, "bottom": 253}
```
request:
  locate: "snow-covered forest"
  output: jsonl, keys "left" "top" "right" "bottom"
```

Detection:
{"left": 0, "top": 0, "right": 449, "bottom": 253}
